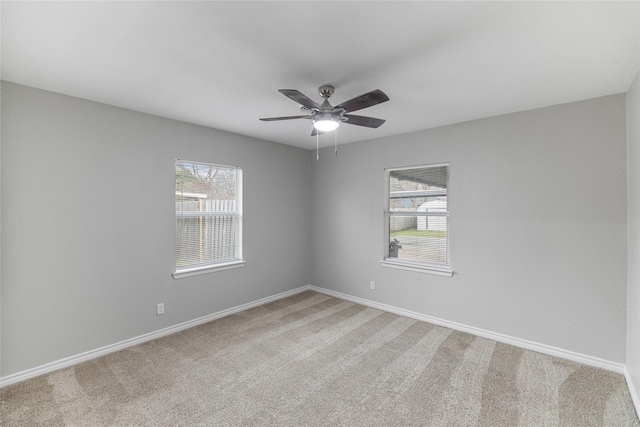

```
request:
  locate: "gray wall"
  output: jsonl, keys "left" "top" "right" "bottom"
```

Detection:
{"left": 0, "top": 82, "right": 311, "bottom": 377}
{"left": 310, "top": 94, "right": 628, "bottom": 363}
{"left": 0, "top": 81, "right": 631, "bottom": 378}
{"left": 627, "top": 71, "right": 640, "bottom": 403}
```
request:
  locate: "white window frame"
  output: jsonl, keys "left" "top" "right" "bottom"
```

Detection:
{"left": 380, "top": 163, "right": 453, "bottom": 277}
{"left": 173, "top": 160, "right": 245, "bottom": 279}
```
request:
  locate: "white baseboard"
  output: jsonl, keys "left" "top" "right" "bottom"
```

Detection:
{"left": 309, "top": 286, "right": 626, "bottom": 374}
{"left": 625, "top": 367, "right": 640, "bottom": 418}
{"left": 2, "top": 284, "right": 626, "bottom": 388}
{"left": 0, "top": 286, "right": 312, "bottom": 388}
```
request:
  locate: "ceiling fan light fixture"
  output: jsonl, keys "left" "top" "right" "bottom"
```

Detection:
{"left": 312, "top": 113, "right": 340, "bottom": 132}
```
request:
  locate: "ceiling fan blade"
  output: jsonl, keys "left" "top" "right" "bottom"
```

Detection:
{"left": 335, "top": 89, "right": 389, "bottom": 113}
{"left": 343, "top": 114, "right": 386, "bottom": 128}
{"left": 260, "top": 115, "right": 310, "bottom": 121}
{"left": 311, "top": 128, "right": 327, "bottom": 136}
{"left": 279, "top": 89, "right": 321, "bottom": 110}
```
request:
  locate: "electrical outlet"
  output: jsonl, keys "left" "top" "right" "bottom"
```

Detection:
{"left": 370, "top": 281, "right": 376, "bottom": 290}
{"left": 157, "top": 303, "right": 165, "bottom": 315}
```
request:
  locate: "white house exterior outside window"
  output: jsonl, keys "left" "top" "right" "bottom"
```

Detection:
{"left": 382, "top": 163, "right": 452, "bottom": 276}
{"left": 173, "top": 160, "right": 244, "bottom": 278}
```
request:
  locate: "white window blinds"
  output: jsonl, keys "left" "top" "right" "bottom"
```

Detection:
{"left": 175, "top": 160, "right": 242, "bottom": 272}
{"left": 386, "top": 164, "right": 450, "bottom": 269}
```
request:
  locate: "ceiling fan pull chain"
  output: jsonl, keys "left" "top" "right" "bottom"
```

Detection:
{"left": 316, "top": 132, "right": 319, "bottom": 161}
{"left": 335, "top": 128, "right": 338, "bottom": 156}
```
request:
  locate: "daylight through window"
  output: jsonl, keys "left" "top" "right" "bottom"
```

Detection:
{"left": 175, "top": 160, "right": 242, "bottom": 274}
{"left": 385, "top": 163, "right": 450, "bottom": 274}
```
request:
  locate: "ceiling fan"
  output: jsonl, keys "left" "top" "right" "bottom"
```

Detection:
{"left": 260, "top": 85, "right": 389, "bottom": 136}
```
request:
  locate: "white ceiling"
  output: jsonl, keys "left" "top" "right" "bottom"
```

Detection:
{"left": 2, "top": 1, "right": 639, "bottom": 149}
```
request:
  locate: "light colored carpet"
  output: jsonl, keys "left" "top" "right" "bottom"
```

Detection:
{"left": 1, "top": 290, "right": 639, "bottom": 426}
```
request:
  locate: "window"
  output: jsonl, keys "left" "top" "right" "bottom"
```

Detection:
{"left": 174, "top": 160, "right": 244, "bottom": 278}
{"left": 382, "top": 163, "right": 452, "bottom": 276}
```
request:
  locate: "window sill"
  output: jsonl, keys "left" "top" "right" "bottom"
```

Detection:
{"left": 173, "top": 261, "right": 246, "bottom": 279}
{"left": 380, "top": 260, "right": 453, "bottom": 277}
